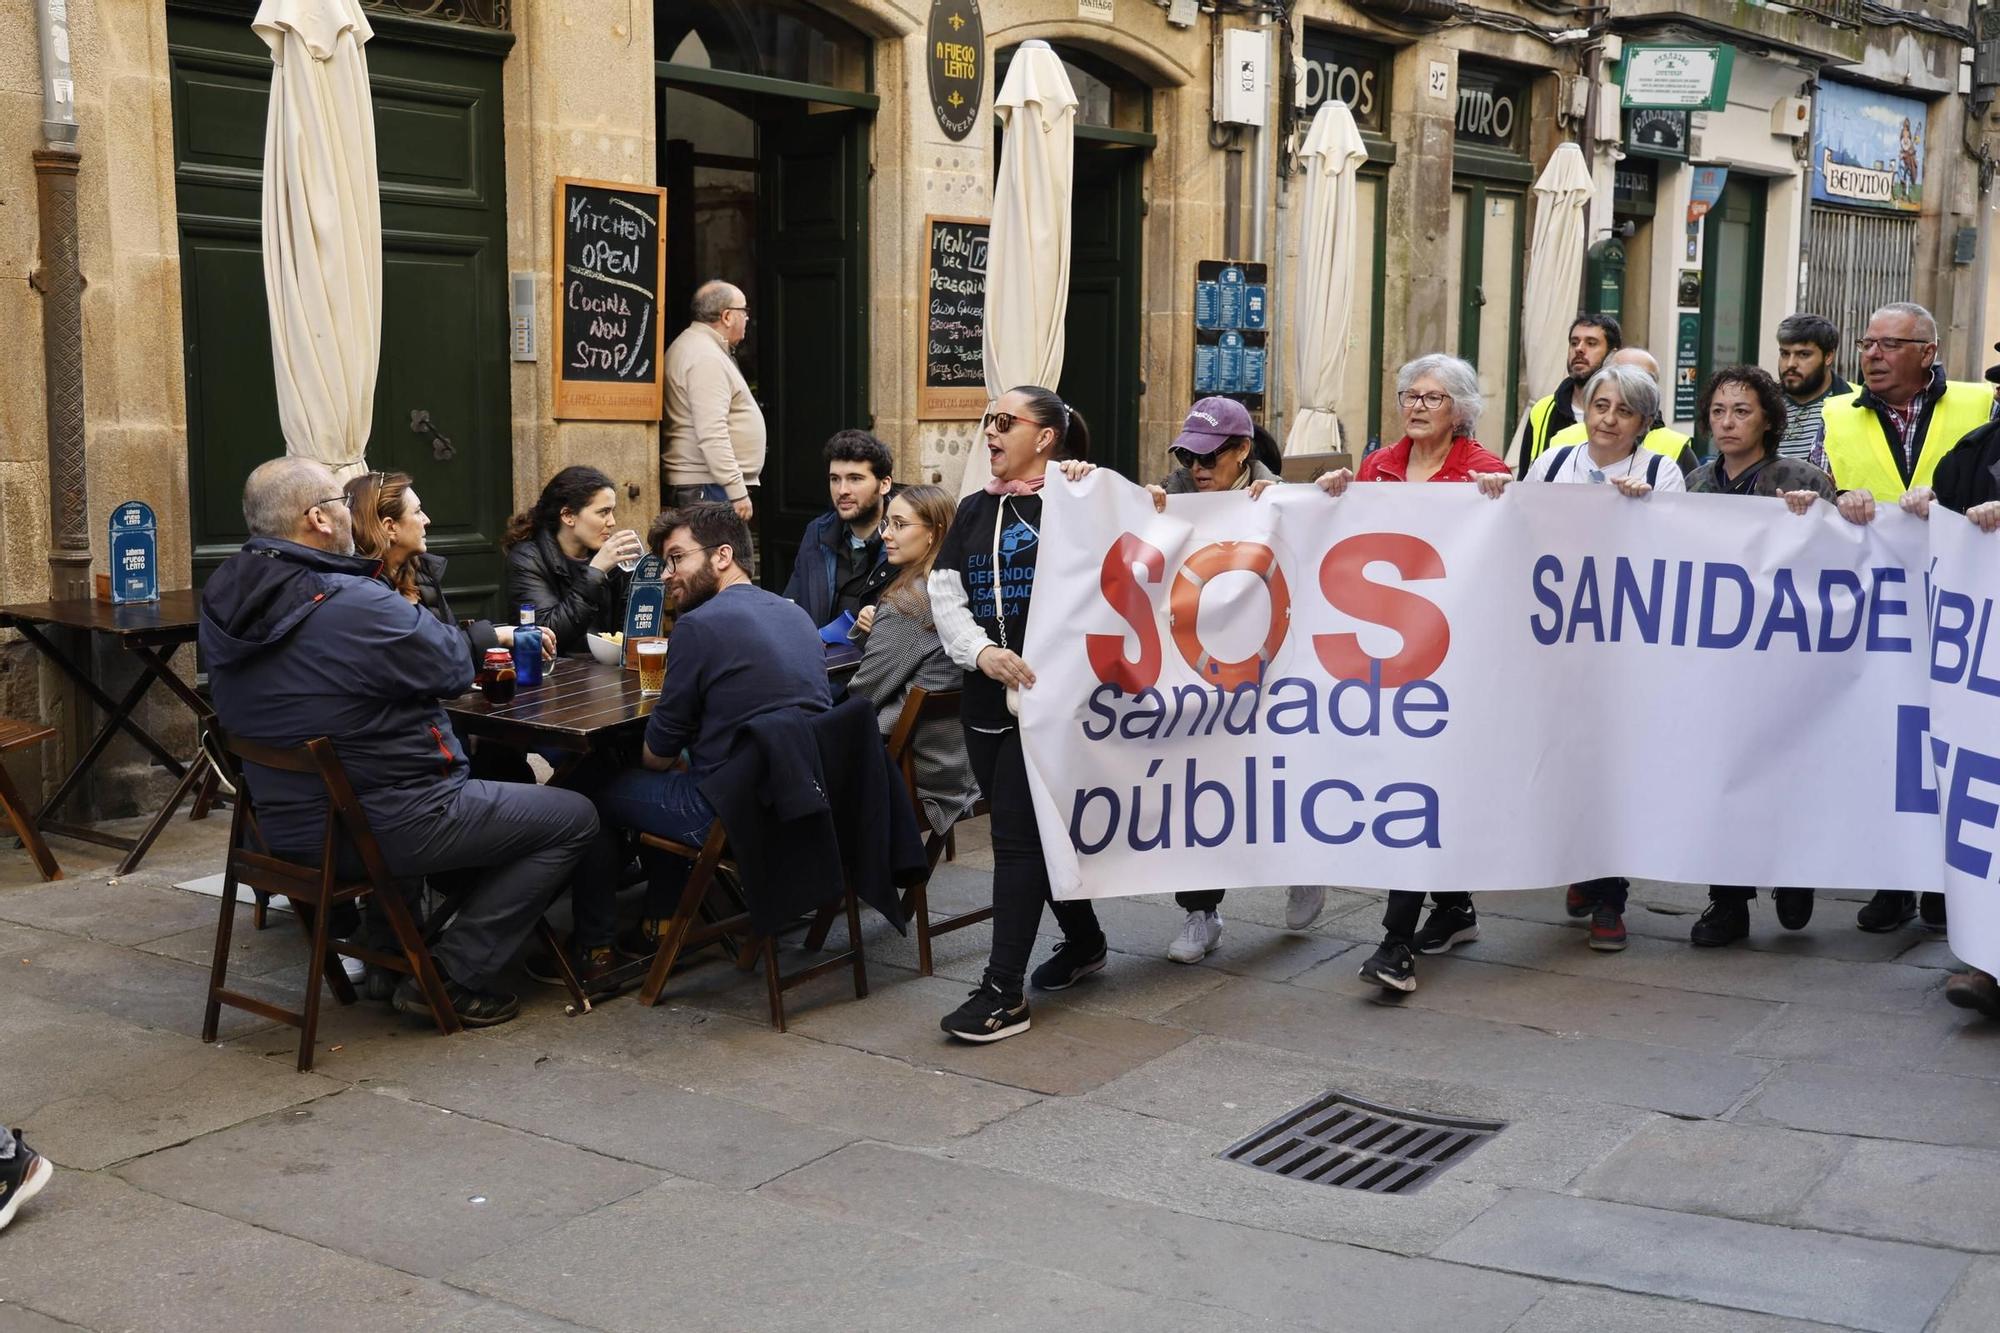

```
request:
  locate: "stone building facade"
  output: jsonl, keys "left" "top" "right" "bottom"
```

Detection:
{"left": 3, "top": 0, "right": 1996, "bottom": 812}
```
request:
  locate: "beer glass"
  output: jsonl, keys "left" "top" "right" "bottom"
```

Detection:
{"left": 637, "top": 640, "right": 667, "bottom": 695}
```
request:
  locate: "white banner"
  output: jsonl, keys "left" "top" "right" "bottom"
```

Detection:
{"left": 1016, "top": 470, "right": 1999, "bottom": 974}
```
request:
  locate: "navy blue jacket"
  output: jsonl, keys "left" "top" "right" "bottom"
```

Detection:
{"left": 781, "top": 510, "right": 890, "bottom": 628}
{"left": 199, "top": 537, "right": 474, "bottom": 855}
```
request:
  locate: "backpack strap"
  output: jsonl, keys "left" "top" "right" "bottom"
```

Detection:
{"left": 1542, "top": 445, "right": 1575, "bottom": 483}
{"left": 1645, "top": 452, "right": 1664, "bottom": 485}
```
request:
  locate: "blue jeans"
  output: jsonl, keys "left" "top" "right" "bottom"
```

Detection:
{"left": 668, "top": 483, "right": 731, "bottom": 506}
{"left": 583, "top": 765, "right": 718, "bottom": 918}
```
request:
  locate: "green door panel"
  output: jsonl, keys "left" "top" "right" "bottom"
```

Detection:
{"left": 169, "top": 5, "right": 512, "bottom": 616}
{"left": 1061, "top": 144, "right": 1143, "bottom": 480}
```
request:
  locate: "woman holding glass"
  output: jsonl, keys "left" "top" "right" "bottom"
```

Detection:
{"left": 503, "top": 466, "right": 645, "bottom": 656}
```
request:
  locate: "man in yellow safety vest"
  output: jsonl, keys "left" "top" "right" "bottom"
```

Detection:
{"left": 1817, "top": 302, "right": 1992, "bottom": 503}
{"left": 1510, "top": 313, "right": 1621, "bottom": 477}
{"left": 1542, "top": 348, "right": 1694, "bottom": 475}
{"left": 1826, "top": 302, "right": 1994, "bottom": 938}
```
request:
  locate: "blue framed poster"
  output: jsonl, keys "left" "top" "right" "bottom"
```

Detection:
{"left": 109, "top": 501, "right": 158, "bottom": 604}
{"left": 1812, "top": 81, "right": 1924, "bottom": 213}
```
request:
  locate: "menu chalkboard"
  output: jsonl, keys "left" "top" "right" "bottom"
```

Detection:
{"left": 552, "top": 176, "right": 668, "bottom": 421}
{"left": 918, "top": 214, "right": 990, "bottom": 420}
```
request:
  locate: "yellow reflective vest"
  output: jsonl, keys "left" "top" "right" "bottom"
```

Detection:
{"left": 1818, "top": 381, "right": 1993, "bottom": 501}
{"left": 1516, "top": 394, "right": 1564, "bottom": 473}
{"left": 1548, "top": 420, "right": 1692, "bottom": 466}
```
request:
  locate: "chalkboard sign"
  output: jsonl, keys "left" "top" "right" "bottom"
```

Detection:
{"left": 553, "top": 176, "right": 668, "bottom": 421}
{"left": 918, "top": 214, "right": 990, "bottom": 420}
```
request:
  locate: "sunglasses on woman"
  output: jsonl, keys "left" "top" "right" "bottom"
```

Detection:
{"left": 1172, "top": 443, "right": 1237, "bottom": 469}
{"left": 981, "top": 410, "right": 1047, "bottom": 435}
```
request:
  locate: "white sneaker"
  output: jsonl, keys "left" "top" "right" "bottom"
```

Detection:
{"left": 1167, "top": 911, "right": 1222, "bottom": 963}
{"left": 1285, "top": 885, "right": 1328, "bottom": 930}
{"left": 340, "top": 950, "right": 366, "bottom": 985}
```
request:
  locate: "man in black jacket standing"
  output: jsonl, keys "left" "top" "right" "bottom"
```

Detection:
{"left": 200, "top": 458, "right": 601, "bottom": 1026}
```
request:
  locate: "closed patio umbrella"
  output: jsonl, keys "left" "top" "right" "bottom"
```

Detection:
{"left": 965, "top": 40, "right": 1077, "bottom": 496}
{"left": 255, "top": 0, "right": 381, "bottom": 479}
{"left": 1285, "top": 98, "right": 1368, "bottom": 456}
{"left": 1515, "top": 142, "right": 1593, "bottom": 461}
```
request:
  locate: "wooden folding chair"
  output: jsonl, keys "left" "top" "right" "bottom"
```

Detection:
{"left": 882, "top": 687, "right": 990, "bottom": 976}
{"left": 0, "top": 717, "right": 62, "bottom": 881}
{"left": 630, "top": 820, "right": 867, "bottom": 1033}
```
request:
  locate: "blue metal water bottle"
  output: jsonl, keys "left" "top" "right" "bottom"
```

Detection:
{"left": 513, "top": 604, "right": 544, "bottom": 687}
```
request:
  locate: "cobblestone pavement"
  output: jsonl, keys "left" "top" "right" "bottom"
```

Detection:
{"left": 1, "top": 814, "right": 1994, "bottom": 1332}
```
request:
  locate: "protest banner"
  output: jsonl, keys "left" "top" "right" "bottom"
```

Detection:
{"left": 1016, "top": 471, "right": 1996, "bottom": 972}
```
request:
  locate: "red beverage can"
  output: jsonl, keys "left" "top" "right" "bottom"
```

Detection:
{"left": 480, "top": 648, "right": 516, "bottom": 704}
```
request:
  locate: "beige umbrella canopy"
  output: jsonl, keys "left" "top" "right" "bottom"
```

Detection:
{"left": 1514, "top": 141, "right": 1593, "bottom": 464}
{"left": 1285, "top": 98, "right": 1369, "bottom": 456}
{"left": 255, "top": 0, "right": 382, "bottom": 480}
{"left": 964, "top": 40, "right": 1077, "bottom": 496}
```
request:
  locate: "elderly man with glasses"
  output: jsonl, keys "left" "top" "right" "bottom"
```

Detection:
{"left": 198, "top": 458, "right": 601, "bottom": 1026}
{"left": 663, "top": 278, "right": 765, "bottom": 524}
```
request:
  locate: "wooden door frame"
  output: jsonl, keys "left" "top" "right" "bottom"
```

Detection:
{"left": 1697, "top": 174, "right": 1768, "bottom": 403}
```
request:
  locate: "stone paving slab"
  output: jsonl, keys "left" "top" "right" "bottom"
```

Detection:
{"left": 1736, "top": 1061, "right": 2000, "bottom": 1148}
{"left": 1429, "top": 914, "right": 1945, "bottom": 1012}
{"left": 1086, "top": 1035, "right": 1657, "bottom": 1194}
{"left": 0, "top": 1172, "right": 489, "bottom": 1332}
{"left": 782, "top": 966, "right": 1195, "bottom": 1097}
{"left": 1729, "top": 1000, "right": 1958, "bottom": 1075}
{"left": 1506, "top": 1284, "right": 1852, "bottom": 1333}
{"left": 1931, "top": 1256, "right": 2000, "bottom": 1333}
{"left": 1434, "top": 1192, "right": 1968, "bottom": 1333}
{"left": 1288, "top": 943, "right": 1780, "bottom": 1051}
{"left": 0, "top": 878, "right": 231, "bottom": 948}
{"left": 1794, "top": 1139, "right": 2000, "bottom": 1251}
{"left": 470, "top": 998, "right": 1041, "bottom": 1146}
{"left": 116, "top": 1088, "right": 664, "bottom": 1280}
{"left": 452, "top": 1176, "right": 1278, "bottom": 1333}
{"left": 0, "top": 920, "right": 285, "bottom": 1042}
{"left": 758, "top": 1141, "right": 1546, "bottom": 1331}
{"left": 1163, "top": 974, "right": 1773, "bottom": 1117}
{"left": 1570, "top": 1117, "right": 1847, "bottom": 1222}
{"left": 945, "top": 1095, "right": 1504, "bottom": 1254}
{"left": 1, "top": 990, "right": 338, "bottom": 1171}
{"left": 347, "top": 1039, "right": 856, "bottom": 1190}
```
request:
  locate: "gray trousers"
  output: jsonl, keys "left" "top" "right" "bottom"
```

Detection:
{"left": 367, "top": 779, "right": 600, "bottom": 990}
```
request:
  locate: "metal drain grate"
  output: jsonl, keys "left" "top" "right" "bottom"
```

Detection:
{"left": 1221, "top": 1092, "right": 1504, "bottom": 1195}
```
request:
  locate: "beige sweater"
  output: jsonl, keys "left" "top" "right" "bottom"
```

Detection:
{"left": 662, "top": 321, "right": 766, "bottom": 499}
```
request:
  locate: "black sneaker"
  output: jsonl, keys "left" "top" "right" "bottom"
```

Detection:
{"left": 392, "top": 975, "right": 521, "bottom": 1028}
{"left": 940, "top": 981, "right": 1030, "bottom": 1043}
{"left": 1030, "top": 938, "right": 1107, "bottom": 991}
{"left": 1856, "top": 891, "right": 1916, "bottom": 933}
{"left": 1773, "top": 889, "right": 1814, "bottom": 931}
{"left": 0, "top": 1133, "right": 53, "bottom": 1233}
{"left": 1690, "top": 899, "right": 1750, "bottom": 948}
{"left": 1563, "top": 885, "right": 1591, "bottom": 918}
{"left": 1413, "top": 906, "right": 1478, "bottom": 955}
{"left": 362, "top": 963, "right": 400, "bottom": 1004}
{"left": 1919, "top": 892, "right": 1947, "bottom": 929}
{"left": 1357, "top": 940, "right": 1416, "bottom": 993}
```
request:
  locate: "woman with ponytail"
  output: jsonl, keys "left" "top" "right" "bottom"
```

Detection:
{"left": 929, "top": 386, "right": 1106, "bottom": 1043}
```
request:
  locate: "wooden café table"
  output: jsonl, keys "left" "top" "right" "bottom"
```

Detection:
{"left": 0, "top": 588, "right": 218, "bottom": 874}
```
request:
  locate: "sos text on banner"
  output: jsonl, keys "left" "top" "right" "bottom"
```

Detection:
{"left": 1015, "top": 470, "right": 2000, "bottom": 975}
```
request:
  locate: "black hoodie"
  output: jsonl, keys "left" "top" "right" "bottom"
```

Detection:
{"left": 199, "top": 537, "right": 475, "bottom": 855}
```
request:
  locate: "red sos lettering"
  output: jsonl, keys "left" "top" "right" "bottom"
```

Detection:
{"left": 1087, "top": 532, "right": 1448, "bottom": 690}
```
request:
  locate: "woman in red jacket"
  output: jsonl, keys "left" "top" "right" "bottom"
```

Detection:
{"left": 1311, "top": 354, "right": 1509, "bottom": 994}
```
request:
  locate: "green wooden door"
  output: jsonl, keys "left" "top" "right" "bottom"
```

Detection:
{"left": 1062, "top": 143, "right": 1144, "bottom": 479}
{"left": 756, "top": 106, "right": 870, "bottom": 590}
{"left": 170, "top": 7, "right": 513, "bottom": 614}
{"left": 1699, "top": 175, "right": 1766, "bottom": 401}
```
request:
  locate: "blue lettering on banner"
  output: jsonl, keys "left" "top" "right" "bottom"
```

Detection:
{"left": 1526, "top": 555, "right": 1913, "bottom": 654}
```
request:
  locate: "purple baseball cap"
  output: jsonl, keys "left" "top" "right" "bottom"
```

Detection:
{"left": 1173, "top": 396, "right": 1255, "bottom": 454}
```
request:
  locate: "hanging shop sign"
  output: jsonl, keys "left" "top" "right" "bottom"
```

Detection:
{"left": 1193, "top": 260, "right": 1268, "bottom": 405}
{"left": 1687, "top": 165, "right": 1729, "bottom": 224}
{"left": 1620, "top": 45, "right": 1734, "bottom": 112}
{"left": 1625, "top": 108, "right": 1689, "bottom": 160}
{"left": 1613, "top": 157, "right": 1656, "bottom": 218}
{"left": 1811, "top": 80, "right": 1925, "bottom": 213}
{"left": 926, "top": 0, "right": 984, "bottom": 142}
{"left": 1298, "top": 29, "right": 1389, "bottom": 135}
{"left": 1454, "top": 62, "right": 1526, "bottom": 154}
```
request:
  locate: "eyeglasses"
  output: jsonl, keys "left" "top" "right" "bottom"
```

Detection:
{"left": 1857, "top": 336, "right": 1931, "bottom": 353}
{"left": 726, "top": 306, "right": 750, "bottom": 319}
{"left": 302, "top": 494, "right": 352, "bottom": 517}
{"left": 1397, "top": 391, "right": 1453, "bottom": 410}
{"left": 1172, "top": 444, "right": 1238, "bottom": 469}
{"left": 884, "top": 516, "right": 931, "bottom": 533}
{"left": 663, "top": 544, "right": 720, "bottom": 572}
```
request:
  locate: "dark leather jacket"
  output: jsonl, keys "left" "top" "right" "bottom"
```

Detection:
{"left": 503, "top": 529, "right": 630, "bottom": 655}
